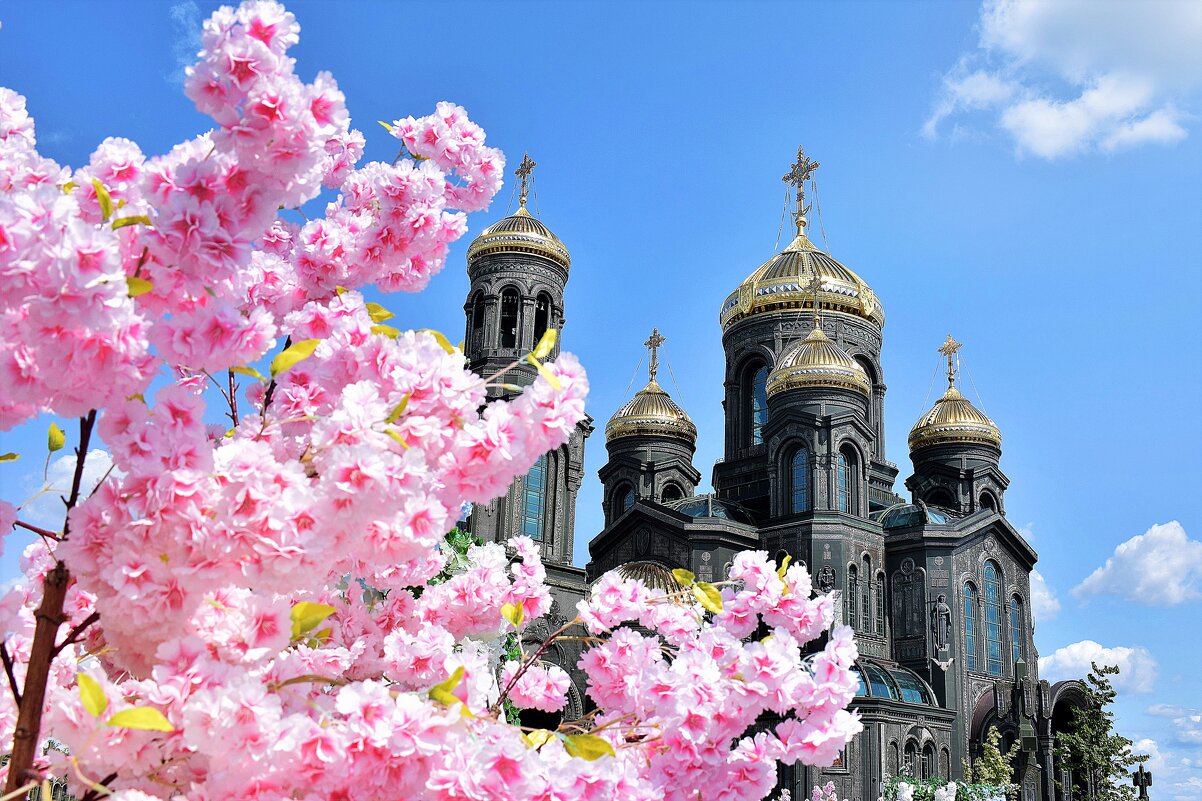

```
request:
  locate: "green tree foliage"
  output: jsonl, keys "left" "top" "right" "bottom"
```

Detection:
{"left": 964, "top": 725, "right": 1017, "bottom": 791}
{"left": 1055, "top": 663, "right": 1148, "bottom": 801}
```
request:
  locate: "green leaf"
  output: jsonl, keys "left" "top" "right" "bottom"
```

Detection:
{"left": 0, "top": 453, "right": 18, "bottom": 463}
{"left": 47, "top": 423, "right": 65, "bottom": 453}
{"left": 77, "top": 673, "right": 108, "bottom": 718}
{"left": 334, "top": 285, "right": 348, "bottom": 296}
{"left": 112, "top": 215, "right": 152, "bottom": 230}
{"left": 231, "top": 366, "right": 265, "bottom": 381}
{"left": 672, "top": 568, "right": 695, "bottom": 587}
{"left": 365, "top": 302, "right": 395, "bottom": 323}
{"left": 105, "top": 707, "right": 174, "bottom": 732}
{"left": 290, "top": 601, "right": 336, "bottom": 639}
{"left": 428, "top": 666, "right": 473, "bottom": 717}
{"left": 126, "top": 276, "right": 154, "bottom": 297}
{"left": 532, "top": 328, "right": 557, "bottom": 361}
{"left": 692, "top": 582, "right": 723, "bottom": 613}
{"left": 371, "top": 324, "right": 400, "bottom": 339}
{"left": 61, "top": 181, "right": 77, "bottom": 194}
{"left": 562, "top": 733, "right": 615, "bottom": 761}
{"left": 92, "top": 178, "right": 113, "bottom": 221}
{"left": 501, "top": 602, "right": 524, "bottom": 628}
{"left": 420, "top": 329, "right": 456, "bottom": 354}
{"left": 523, "top": 729, "right": 555, "bottom": 749}
{"left": 270, "top": 339, "right": 321, "bottom": 378}
{"left": 384, "top": 428, "right": 410, "bottom": 449}
{"left": 384, "top": 393, "right": 411, "bottom": 424}
{"left": 533, "top": 359, "right": 562, "bottom": 390}
{"left": 776, "top": 554, "right": 792, "bottom": 579}
{"left": 378, "top": 120, "right": 394, "bottom": 132}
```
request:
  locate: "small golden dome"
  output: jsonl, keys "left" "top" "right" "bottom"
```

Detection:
{"left": 605, "top": 378, "right": 698, "bottom": 445}
{"left": 767, "top": 328, "right": 871, "bottom": 398}
{"left": 466, "top": 205, "right": 570, "bottom": 269}
{"left": 719, "top": 231, "right": 884, "bottom": 330}
{"left": 908, "top": 385, "right": 1002, "bottom": 451}
{"left": 615, "top": 561, "right": 689, "bottom": 601}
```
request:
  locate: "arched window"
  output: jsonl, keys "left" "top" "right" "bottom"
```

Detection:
{"left": 789, "top": 447, "right": 809, "bottom": 513}
{"left": 468, "top": 292, "right": 485, "bottom": 352}
{"left": 980, "top": 492, "right": 997, "bottom": 512}
{"left": 521, "top": 454, "right": 548, "bottom": 541}
{"left": 613, "top": 485, "right": 634, "bottom": 519}
{"left": 661, "top": 484, "right": 683, "bottom": 503}
{"left": 838, "top": 446, "right": 858, "bottom": 514}
{"left": 963, "top": 582, "right": 978, "bottom": 672}
{"left": 940, "top": 748, "right": 950, "bottom": 781}
{"left": 748, "top": 364, "right": 769, "bottom": 445}
{"left": 499, "top": 288, "right": 520, "bottom": 349}
{"left": 922, "top": 742, "right": 936, "bottom": 779}
{"left": 1010, "top": 595, "right": 1025, "bottom": 666}
{"left": 926, "top": 487, "right": 956, "bottom": 508}
{"left": 904, "top": 740, "right": 918, "bottom": 777}
{"left": 875, "top": 571, "right": 886, "bottom": 635}
{"left": 861, "top": 556, "right": 872, "bottom": 631}
{"left": 889, "top": 741, "right": 899, "bottom": 776}
{"left": 984, "top": 561, "right": 1003, "bottom": 675}
{"left": 532, "top": 293, "right": 552, "bottom": 349}
{"left": 847, "top": 565, "right": 859, "bottom": 629}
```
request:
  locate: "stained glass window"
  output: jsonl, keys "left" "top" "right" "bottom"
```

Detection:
{"left": 751, "top": 365, "right": 769, "bottom": 445}
{"left": 1010, "top": 595, "right": 1024, "bottom": 666}
{"left": 984, "top": 562, "right": 1003, "bottom": 676}
{"left": 847, "top": 566, "right": 859, "bottom": 629}
{"left": 790, "top": 448, "right": 808, "bottom": 513}
{"left": 521, "top": 454, "right": 548, "bottom": 541}
{"left": 963, "top": 583, "right": 978, "bottom": 672}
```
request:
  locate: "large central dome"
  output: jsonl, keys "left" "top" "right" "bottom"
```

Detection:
{"left": 719, "top": 231, "right": 883, "bottom": 330}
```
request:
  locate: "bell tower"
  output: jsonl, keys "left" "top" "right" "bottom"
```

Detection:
{"left": 461, "top": 154, "right": 592, "bottom": 569}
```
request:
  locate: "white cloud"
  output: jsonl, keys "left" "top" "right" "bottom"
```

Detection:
{"left": 1073, "top": 522, "right": 1202, "bottom": 606}
{"left": 1148, "top": 704, "right": 1202, "bottom": 746}
{"left": 1134, "top": 737, "right": 1164, "bottom": 771}
{"left": 1039, "top": 640, "right": 1158, "bottom": 693}
{"left": 168, "top": 1, "right": 202, "bottom": 85}
{"left": 20, "top": 450, "right": 116, "bottom": 529}
{"left": 925, "top": 0, "right": 1202, "bottom": 158}
{"left": 1029, "top": 569, "right": 1060, "bottom": 622}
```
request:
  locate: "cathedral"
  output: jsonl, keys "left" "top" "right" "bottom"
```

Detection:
{"left": 462, "top": 150, "right": 1088, "bottom": 801}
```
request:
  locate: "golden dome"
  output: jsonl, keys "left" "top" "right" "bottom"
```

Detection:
{"left": 767, "top": 328, "right": 871, "bottom": 398}
{"left": 605, "top": 378, "right": 698, "bottom": 445}
{"left": 908, "top": 385, "right": 1001, "bottom": 451}
{"left": 719, "top": 231, "right": 884, "bottom": 330}
{"left": 615, "top": 561, "right": 690, "bottom": 602}
{"left": 466, "top": 205, "right": 570, "bottom": 269}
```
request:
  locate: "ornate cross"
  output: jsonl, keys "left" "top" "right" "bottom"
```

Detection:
{"left": 782, "top": 145, "right": 820, "bottom": 234}
{"left": 644, "top": 328, "right": 666, "bottom": 382}
{"left": 937, "top": 334, "right": 962, "bottom": 388}
{"left": 804, "top": 271, "right": 824, "bottom": 332}
{"left": 515, "top": 153, "right": 536, "bottom": 208}
{"left": 1132, "top": 764, "right": 1152, "bottom": 799}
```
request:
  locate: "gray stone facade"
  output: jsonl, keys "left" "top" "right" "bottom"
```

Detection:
{"left": 460, "top": 189, "right": 1087, "bottom": 801}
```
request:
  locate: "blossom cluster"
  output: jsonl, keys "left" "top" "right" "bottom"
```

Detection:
{"left": 0, "top": 2, "right": 862, "bottom": 800}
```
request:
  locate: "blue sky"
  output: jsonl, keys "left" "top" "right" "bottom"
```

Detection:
{"left": 1, "top": 1, "right": 1200, "bottom": 795}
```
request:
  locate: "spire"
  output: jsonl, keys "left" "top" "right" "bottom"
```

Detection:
{"left": 782, "top": 145, "right": 820, "bottom": 235}
{"left": 515, "top": 152, "right": 536, "bottom": 209}
{"left": 644, "top": 328, "right": 666, "bottom": 382}
{"left": 937, "top": 334, "right": 962, "bottom": 389}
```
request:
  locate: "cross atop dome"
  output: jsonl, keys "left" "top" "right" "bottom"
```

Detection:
{"left": 783, "top": 145, "right": 820, "bottom": 234}
{"left": 938, "top": 334, "right": 962, "bottom": 388}
{"left": 516, "top": 152, "right": 536, "bottom": 208}
{"left": 644, "top": 328, "right": 666, "bottom": 381}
